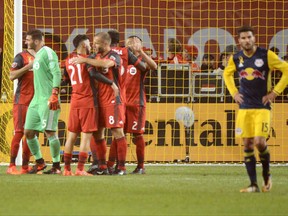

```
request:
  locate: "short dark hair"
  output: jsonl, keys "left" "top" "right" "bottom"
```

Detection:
{"left": 95, "top": 32, "right": 111, "bottom": 45}
{"left": 26, "top": 29, "right": 43, "bottom": 41}
{"left": 73, "top": 34, "right": 89, "bottom": 48}
{"left": 107, "top": 29, "right": 119, "bottom": 45}
{"left": 128, "top": 35, "right": 142, "bottom": 42}
{"left": 237, "top": 25, "right": 255, "bottom": 37}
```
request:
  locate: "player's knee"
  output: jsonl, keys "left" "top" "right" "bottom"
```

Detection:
{"left": 24, "top": 129, "right": 36, "bottom": 140}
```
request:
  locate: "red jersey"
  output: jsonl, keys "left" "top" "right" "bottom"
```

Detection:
{"left": 125, "top": 57, "right": 147, "bottom": 106}
{"left": 65, "top": 52, "right": 98, "bottom": 108}
{"left": 96, "top": 50, "right": 124, "bottom": 107}
{"left": 10, "top": 50, "right": 34, "bottom": 105}
{"left": 111, "top": 46, "right": 142, "bottom": 83}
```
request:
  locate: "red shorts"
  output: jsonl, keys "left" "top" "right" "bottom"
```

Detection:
{"left": 68, "top": 107, "right": 98, "bottom": 133}
{"left": 124, "top": 105, "right": 146, "bottom": 134}
{"left": 13, "top": 104, "right": 29, "bottom": 132}
{"left": 99, "top": 104, "right": 125, "bottom": 128}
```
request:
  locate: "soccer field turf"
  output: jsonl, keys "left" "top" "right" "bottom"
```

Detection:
{"left": 0, "top": 165, "right": 287, "bottom": 216}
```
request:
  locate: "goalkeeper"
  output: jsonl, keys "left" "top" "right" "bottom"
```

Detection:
{"left": 24, "top": 29, "right": 62, "bottom": 174}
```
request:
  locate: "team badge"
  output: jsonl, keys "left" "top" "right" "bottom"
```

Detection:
{"left": 11, "top": 62, "right": 18, "bottom": 68}
{"left": 254, "top": 59, "right": 264, "bottom": 67}
{"left": 129, "top": 66, "right": 137, "bottom": 75}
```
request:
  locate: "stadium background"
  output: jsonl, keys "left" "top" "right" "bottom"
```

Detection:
{"left": 0, "top": 0, "right": 288, "bottom": 163}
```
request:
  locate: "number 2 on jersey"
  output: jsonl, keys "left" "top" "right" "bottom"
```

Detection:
{"left": 69, "top": 64, "right": 83, "bottom": 85}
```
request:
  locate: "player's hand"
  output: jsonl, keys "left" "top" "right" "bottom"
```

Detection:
{"left": 111, "top": 82, "right": 119, "bottom": 97}
{"left": 262, "top": 91, "right": 277, "bottom": 106}
{"left": 234, "top": 92, "right": 244, "bottom": 104}
{"left": 70, "top": 56, "right": 85, "bottom": 65}
{"left": 48, "top": 88, "right": 60, "bottom": 110}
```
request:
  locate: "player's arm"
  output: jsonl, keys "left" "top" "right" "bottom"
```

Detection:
{"left": 9, "top": 54, "right": 33, "bottom": 81}
{"left": 71, "top": 56, "right": 115, "bottom": 68}
{"left": 138, "top": 48, "right": 158, "bottom": 70}
{"left": 127, "top": 49, "right": 146, "bottom": 72}
{"left": 48, "top": 52, "right": 62, "bottom": 110}
{"left": 267, "top": 50, "right": 288, "bottom": 95}
{"left": 88, "top": 66, "right": 119, "bottom": 97}
{"left": 223, "top": 56, "right": 238, "bottom": 97}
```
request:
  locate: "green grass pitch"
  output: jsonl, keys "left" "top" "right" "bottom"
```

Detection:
{"left": 0, "top": 165, "right": 287, "bottom": 216}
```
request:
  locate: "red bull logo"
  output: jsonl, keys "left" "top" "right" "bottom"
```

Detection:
{"left": 239, "top": 68, "right": 265, "bottom": 80}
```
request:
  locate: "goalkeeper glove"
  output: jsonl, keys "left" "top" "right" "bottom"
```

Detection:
{"left": 48, "top": 88, "right": 60, "bottom": 110}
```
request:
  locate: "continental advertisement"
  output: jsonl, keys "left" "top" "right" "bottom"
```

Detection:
{"left": 1, "top": 103, "right": 288, "bottom": 162}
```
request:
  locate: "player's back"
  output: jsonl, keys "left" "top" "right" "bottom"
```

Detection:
{"left": 65, "top": 52, "right": 97, "bottom": 108}
{"left": 11, "top": 50, "right": 34, "bottom": 105}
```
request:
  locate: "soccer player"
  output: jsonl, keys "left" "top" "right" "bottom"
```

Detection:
{"left": 6, "top": 42, "right": 36, "bottom": 175}
{"left": 123, "top": 36, "right": 157, "bottom": 174}
{"left": 71, "top": 32, "right": 142, "bottom": 175}
{"left": 63, "top": 34, "right": 118, "bottom": 176}
{"left": 23, "top": 29, "right": 62, "bottom": 174}
{"left": 223, "top": 25, "right": 288, "bottom": 192}
{"left": 106, "top": 29, "right": 147, "bottom": 173}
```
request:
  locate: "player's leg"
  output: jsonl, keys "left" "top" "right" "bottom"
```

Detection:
{"left": 21, "top": 137, "right": 31, "bottom": 174}
{"left": 240, "top": 137, "right": 259, "bottom": 192}
{"left": 43, "top": 109, "right": 61, "bottom": 174}
{"left": 111, "top": 127, "right": 127, "bottom": 175}
{"left": 21, "top": 104, "right": 32, "bottom": 174}
{"left": 24, "top": 106, "right": 47, "bottom": 174}
{"left": 254, "top": 109, "right": 272, "bottom": 192}
{"left": 87, "top": 136, "right": 99, "bottom": 173}
{"left": 130, "top": 133, "right": 145, "bottom": 174}
{"left": 92, "top": 128, "right": 108, "bottom": 174}
{"left": 236, "top": 110, "right": 259, "bottom": 192}
{"left": 63, "top": 131, "right": 78, "bottom": 176}
{"left": 75, "top": 132, "right": 93, "bottom": 176}
{"left": 107, "top": 138, "right": 117, "bottom": 173}
{"left": 7, "top": 104, "right": 25, "bottom": 174}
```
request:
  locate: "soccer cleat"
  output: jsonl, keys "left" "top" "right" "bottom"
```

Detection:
{"left": 93, "top": 167, "right": 109, "bottom": 175}
{"left": 107, "top": 166, "right": 115, "bottom": 175}
{"left": 130, "top": 167, "right": 146, "bottom": 174}
{"left": 43, "top": 167, "right": 62, "bottom": 175}
{"left": 87, "top": 164, "right": 98, "bottom": 174}
{"left": 262, "top": 176, "right": 272, "bottom": 192}
{"left": 240, "top": 184, "right": 260, "bottom": 193}
{"left": 63, "top": 169, "right": 74, "bottom": 176}
{"left": 113, "top": 169, "right": 127, "bottom": 176}
{"left": 20, "top": 167, "right": 32, "bottom": 174}
{"left": 28, "top": 163, "right": 47, "bottom": 174}
{"left": 6, "top": 166, "right": 20, "bottom": 175}
{"left": 75, "top": 168, "right": 93, "bottom": 176}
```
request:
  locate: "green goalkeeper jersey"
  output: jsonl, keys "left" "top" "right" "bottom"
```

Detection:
{"left": 30, "top": 46, "right": 61, "bottom": 105}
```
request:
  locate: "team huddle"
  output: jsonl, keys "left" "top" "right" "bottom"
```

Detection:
{"left": 7, "top": 29, "right": 157, "bottom": 176}
{"left": 6, "top": 26, "right": 288, "bottom": 192}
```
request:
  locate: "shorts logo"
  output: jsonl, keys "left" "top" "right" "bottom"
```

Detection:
{"left": 235, "top": 127, "right": 242, "bottom": 135}
{"left": 254, "top": 59, "right": 264, "bottom": 67}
